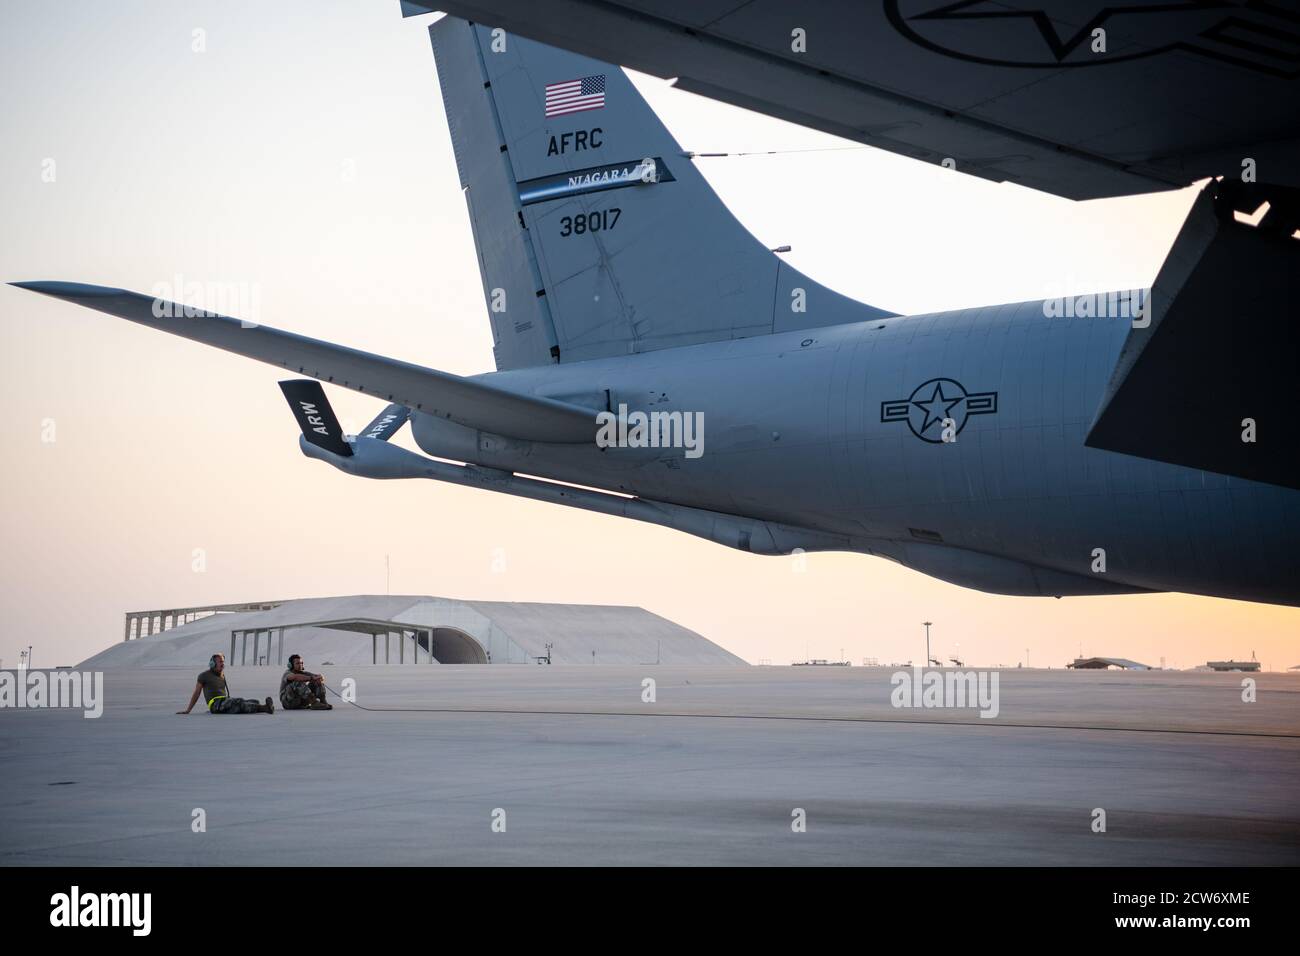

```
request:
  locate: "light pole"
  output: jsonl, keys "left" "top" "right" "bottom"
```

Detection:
{"left": 923, "top": 622, "right": 932, "bottom": 668}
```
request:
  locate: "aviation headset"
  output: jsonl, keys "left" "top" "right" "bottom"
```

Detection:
{"left": 209, "top": 653, "right": 224, "bottom": 671}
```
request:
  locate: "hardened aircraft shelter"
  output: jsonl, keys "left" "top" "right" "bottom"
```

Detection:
{"left": 79, "top": 595, "right": 745, "bottom": 668}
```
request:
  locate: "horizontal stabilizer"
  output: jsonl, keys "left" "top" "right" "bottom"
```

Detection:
{"left": 278, "top": 380, "right": 353, "bottom": 457}
{"left": 11, "top": 281, "right": 598, "bottom": 444}
{"left": 1085, "top": 183, "right": 1300, "bottom": 490}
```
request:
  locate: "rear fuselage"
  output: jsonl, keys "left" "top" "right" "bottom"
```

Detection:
{"left": 413, "top": 299, "right": 1300, "bottom": 606}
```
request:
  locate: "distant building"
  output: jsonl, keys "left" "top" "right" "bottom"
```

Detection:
{"left": 83, "top": 595, "right": 746, "bottom": 667}
{"left": 1204, "top": 660, "right": 1261, "bottom": 672}
{"left": 1067, "top": 657, "right": 1152, "bottom": 670}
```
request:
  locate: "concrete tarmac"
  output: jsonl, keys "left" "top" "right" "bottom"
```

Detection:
{"left": 1, "top": 666, "right": 1297, "bottom": 865}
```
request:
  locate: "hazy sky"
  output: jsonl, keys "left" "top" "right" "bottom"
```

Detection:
{"left": 1, "top": 0, "right": 1295, "bottom": 670}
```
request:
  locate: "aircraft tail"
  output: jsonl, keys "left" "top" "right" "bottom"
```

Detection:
{"left": 423, "top": 15, "right": 892, "bottom": 370}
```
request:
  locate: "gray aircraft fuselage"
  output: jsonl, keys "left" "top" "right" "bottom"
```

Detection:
{"left": 410, "top": 298, "right": 1300, "bottom": 606}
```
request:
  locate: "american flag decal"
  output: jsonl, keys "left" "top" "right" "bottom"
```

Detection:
{"left": 545, "top": 74, "right": 606, "bottom": 118}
